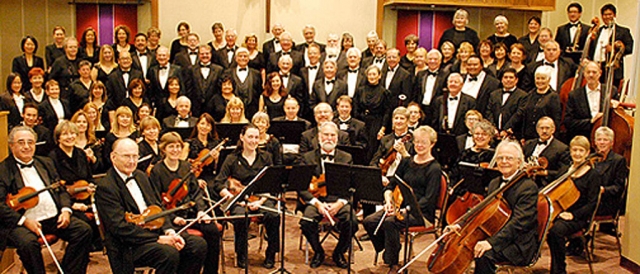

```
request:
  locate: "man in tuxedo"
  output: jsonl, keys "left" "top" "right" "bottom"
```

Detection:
{"left": 132, "top": 33, "right": 157, "bottom": 79}
{"left": 39, "top": 80, "right": 72, "bottom": 131}
{"left": 337, "top": 47, "right": 365, "bottom": 98}
{"left": 565, "top": 61, "right": 619, "bottom": 141}
{"left": 334, "top": 95, "right": 368, "bottom": 149}
{"left": 522, "top": 117, "right": 570, "bottom": 187}
{"left": 278, "top": 55, "right": 308, "bottom": 118}
{"left": 296, "top": 25, "right": 326, "bottom": 66}
{"left": 431, "top": 73, "right": 476, "bottom": 135}
{"left": 555, "top": 3, "right": 591, "bottom": 64}
{"left": 0, "top": 126, "right": 92, "bottom": 274}
{"left": 185, "top": 45, "right": 223, "bottom": 117}
{"left": 173, "top": 33, "right": 200, "bottom": 69}
{"left": 527, "top": 28, "right": 554, "bottom": 65}
{"left": 300, "top": 43, "right": 325, "bottom": 104}
{"left": 383, "top": 48, "right": 412, "bottom": 107}
{"left": 262, "top": 23, "right": 286, "bottom": 67}
{"left": 225, "top": 47, "right": 262, "bottom": 119}
{"left": 456, "top": 110, "right": 482, "bottom": 152}
{"left": 362, "top": 40, "right": 387, "bottom": 71}
{"left": 162, "top": 96, "right": 198, "bottom": 130}
{"left": 310, "top": 59, "right": 347, "bottom": 110}
{"left": 589, "top": 4, "right": 634, "bottom": 86}
{"left": 300, "top": 103, "right": 350, "bottom": 153}
{"left": 95, "top": 138, "right": 207, "bottom": 273}
{"left": 485, "top": 68, "right": 527, "bottom": 131}
{"left": 361, "top": 31, "right": 379, "bottom": 59}
{"left": 21, "top": 103, "right": 54, "bottom": 156}
{"left": 415, "top": 49, "right": 448, "bottom": 126}
{"left": 107, "top": 51, "right": 144, "bottom": 106}
{"left": 593, "top": 127, "right": 628, "bottom": 230}
{"left": 147, "top": 46, "right": 185, "bottom": 107}
{"left": 296, "top": 121, "right": 358, "bottom": 269}
{"left": 460, "top": 55, "right": 500, "bottom": 114}
{"left": 272, "top": 97, "right": 312, "bottom": 129}
{"left": 214, "top": 29, "right": 238, "bottom": 69}
{"left": 524, "top": 41, "right": 576, "bottom": 92}
{"left": 267, "top": 32, "right": 304, "bottom": 75}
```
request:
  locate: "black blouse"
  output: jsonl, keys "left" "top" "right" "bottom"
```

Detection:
{"left": 187, "top": 137, "right": 221, "bottom": 181}
{"left": 207, "top": 94, "right": 230, "bottom": 122}
{"left": 49, "top": 56, "right": 81, "bottom": 97}
{"left": 138, "top": 139, "right": 162, "bottom": 173}
{"left": 259, "top": 134, "right": 283, "bottom": 165}
{"left": 12, "top": 55, "right": 45, "bottom": 91}
{"left": 45, "top": 44, "right": 65, "bottom": 68}
{"left": 450, "top": 148, "right": 497, "bottom": 196}
{"left": 213, "top": 150, "right": 273, "bottom": 193}
{"left": 149, "top": 160, "right": 205, "bottom": 218}
{"left": 48, "top": 146, "right": 93, "bottom": 183}
{"left": 387, "top": 157, "right": 441, "bottom": 223}
{"left": 248, "top": 51, "right": 266, "bottom": 71}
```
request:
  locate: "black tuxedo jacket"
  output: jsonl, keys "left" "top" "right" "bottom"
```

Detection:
{"left": 38, "top": 97, "right": 72, "bottom": 131}
{"left": 263, "top": 38, "right": 294, "bottom": 67}
{"left": 300, "top": 65, "right": 325, "bottom": 92}
{"left": 0, "top": 156, "right": 68, "bottom": 250}
{"left": 564, "top": 85, "right": 618, "bottom": 140}
{"left": 333, "top": 117, "right": 368, "bottom": 149}
{"left": 11, "top": 55, "right": 45, "bottom": 90}
{"left": 282, "top": 73, "right": 309, "bottom": 116}
{"left": 214, "top": 45, "right": 238, "bottom": 69}
{"left": 485, "top": 88, "right": 528, "bottom": 130}
{"left": 369, "top": 133, "right": 414, "bottom": 166}
{"left": 147, "top": 64, "right": 185, "bottom": 106}
{"left": 297, "top": 148, "right": 352, "bottom": 203}
{"left": 299, "top": 127, "right": 350, "bottom": 154}
{"left": 0, "top": 93, "right": 33, "bottom": 129}
{"left": 173, "top": 49, "right": 199, "bottom": 69}
{"left": 336, "top": 67, "right": 366, "bottom": 98}
{"left": 522, "top": 58, "right": 576, "bottom": 92}
{"left": 310, "top": 78, "right": 348, "bottom": 109}
{"left": 588, "top": 24, "right": 634, "bottom": 81}
{"left": 430, "top": 93, "right": 476, "bottom": 135}
{"left": 106, "top": 68, "right": 144, "bottom": 106}
{"left": 594, "top": 151, "right": 628, "bottom": 215}
{"left": 414, "top": 70, "right": 448, "bottom": 125}
{"left": 225, "top": 67, "right": 263, "bottom": 119}
{"left": 185, "top": 62, "right": 224, "bottom": 117}
{"left": 96, "top": 168, "right": 174, "bottom": 273}
{"left": 523, "top": 137, "right": 570, "bottom": 184}
{"left": 162, "top": 115, "right": 198, "bottom": 129}
{"left": 361, "top": 56, "right": 388, "bottom": 72}
{"left": 267, "top": 51, "right": 304, "bottom": 76}
{"left": 382, "top": 65, "right": 413, "bottom": 107}
{"left": 468, "top": 73, "right": 501, "bottom": 115}
{"left": 555, "top": 22, "right": 591, "bottom": 63}
{"left": 131, "top": 50, "right": 157, "bottom": 78}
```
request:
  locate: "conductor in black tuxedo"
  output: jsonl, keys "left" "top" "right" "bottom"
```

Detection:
{"left": 95, "top": 138, "right": 207, "bottom": 274}
{"left": 588, "top": 4, "right": 634, "bottom": 86}
{"left": 460, "top": 55, "right": 500, "bottom": 114}
{"left": 522, "top": 117, "right": 570, "bottom": 186}
{"left": 173, "top": 33, "right": 200, "bottom": 69}
{"left": 555, "top": 3, "right": 591, "bottom": 64}
{"left": 39, "top": 80, "right": 72, "bottom": 131}
{"left": 383, "top": 48, "right": 412, "bottom": 107}
{"left": 214, "top": 29, "right": 239, "bottom": 69}
{"left": 185, "top": 45, "right": 224, "bottom": 117}
{"left": 147, "top": 46, "right": 185, "bottom": 107}
{"left": 414, "top": 49, "right": 448, "bottom": 126}
{"left": 132, "top": 33, "right": 157, "bottom": 79}
{"left": 0, "top": 126, "right": 92, "bottom": 274}
{"left": 431, "top": 73, "right": 476, "bottom": 136}
{"left": 225, "top": 47, "right": 263, "bottom": 120}
{"left": 106, "top": 51, "right": 144, "bottom": 106}
{"left": 296, "top": 122, "right": 358, "bottom": 269}
{"left": 523, "top": 41, "right": 576, "bottom": 92}
{"left": 262, "top": 23, "right": 287, "bottom": 68}
{"left": 485, "top": 68, "right": 527, "bottom": 131}
{"left": 267, "top": 32, "right": 304, "bottom": 76}
{"left": 310, "top": 59, "right": 348, "bottom": 110}
{"left": 564, "top": 61, "right": 619, "bottom": 141}
{"left": 334, "top": 95, "right": 368, "bottom": 149}
{"left": 300, "top": 103, "right": 350, "bottom": 153}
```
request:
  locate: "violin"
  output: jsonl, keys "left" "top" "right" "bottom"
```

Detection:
{"left": 65, "top": 180, "right": 96, "bottom": 201}
{"left": 308, "top": 174, "right": 326, "bottom": 199}
{"left": 6, "top": 181, "right": 64, "bottom": 211}
{"left": 125, "top": 202, "right": 195, "bottom": 230}
{"left": 191, "top": 138, "right": 229, "bottom": 177}
{"left": 380, "top": 134, "right": 412, "bottom": 175}
{"left": 227, "top": 177, "right": 259, "bottom": 203}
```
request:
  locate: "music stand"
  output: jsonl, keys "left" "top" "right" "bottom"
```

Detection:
{"left": 456, "top": 162, "right": 502, "bottom": 196}
{"left": 217, "top": 123, "right": 248, "bottom": 145}
{"left": 164, "top": 127, "right": 193, "bottom": 140}
{"left": 336, "top": 145, "right": 367, "bottom": 165}
{"left": 394, "top": 175, "right": 428, "bottom": 273}
{"left": 433, "top": 133, "right": 459, "bottom": 171}
{"left": 325, "top": 162, "right": 384, "bottom": 273}
{"left": 268, "top": 121, "right": 307, "bottom": 144}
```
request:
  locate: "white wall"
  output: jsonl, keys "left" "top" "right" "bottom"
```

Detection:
{"left": 156, "top": 0, "right": 377, "bottom": 51}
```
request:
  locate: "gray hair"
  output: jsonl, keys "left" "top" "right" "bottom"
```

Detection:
{"left": 346, "top": 47, "right": 362, "bottom": 57}
{"left": 595, "top": 126, "right": 615, "bottom": 141}
{"left": 8, "top": 126, "right": 38, "bottom": 144}
{"left": 534, "top": 66, "right": 553, "bottom": 79}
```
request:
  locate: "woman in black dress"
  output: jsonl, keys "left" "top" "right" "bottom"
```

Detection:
{"left": 136, "top": 103, "right": 152, "bottom": 124}
{"left": 251, "top": 111, "right": 283, "bottom": 165}
{"left": 149, "top": 132, "right": 221, "bottom": 274}
{"left": 45, "top": 26, "right": 66, "bottom": 70}
{"left": 90, "top": 45, "right": 118, "bottom": 84}
{"left": 79, "top": 27, "right": 100, "bottom": 64}
{"left": 86, "top": 81, "right": 111, "bottom": 133}
{"left": 137, "top": 116, "right": 162, "bottom": 174}
{"left": 478, "top": 40, "right": 495, "bottom": 68}
{"left": 207, "top": 22, "right": 226, "bottom": 51}
{"left": 121, "top": 79, "right": 151, "bottom": 124}
{"left": 26, "top": 68, "right": 47, "bottom": 104}
{"left": 450, "top": 42, "right": 473, "bottom": 75}
{"left": 438, "top": 8, "right": 480, "bottom": 49}
{"left": 440, "top": 41, "right": 457, "bottom": 72}
{"left": 12, "top": 36, "right": 45, "bottom": 91}
{"left": 1, "top": 73, "right": 32, "bottom": 129}
{"left": 170, "top": 22, "right": 190, "bottom": 63}
{"left": 487, "top": 15, "right": 518, "bottom": 49}
{"left": 245, "top": 34, "right": 265, "bottom": 73}
{"left": 220, "top": 97, "right": 249, "bottom": 124}
{"left": 449, "top": 119, "right": 497, "bottom": 197}
{"left": 186, "top": 113, "right": 221, "bottom": 191}
{"left": 517, "top": 16, "right": 541, "bottom": 57}
{"left": 400, "top": 34, "right": 419, "bottom": 71}
{"left": 68, "top": 60, "right": 93, "bottom": 114}
{"left": 49, "top": 37, "right": 81, "bottom": 99}
{"left": 155, "top": 76, "right": 181, "bottom": 122}
{"left": 505, "top": 43, "right": 528, "bottom": 90}
{"left": 208, "top": 74, "right": 235, "bottom": 121}
{"left": 487, "top": 42, "right": 510, "bottom": 79}
{"left": 103, "top": 106, "right": 140, "bottom": 166}
{"left": 353, "top": 65, "right": 392, "bottom": 160}
{"left": 71, "top": 110, "right": 103, "bottom": 173}
{"left": 112, "top": 25, "right": 135, "bottom": 62}
{"left": 258, "top": 72, "right": 287, "bottom": 119}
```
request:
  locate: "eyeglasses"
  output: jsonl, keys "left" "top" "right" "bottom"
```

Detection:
{"left": 115, "top": 152, "right": 139, "bottom": 161}
{"left": 496, "top": 156, "right": 516, "bottom": 162}
{"left": 12, "top": 139, "right": 36, "bottom": 147}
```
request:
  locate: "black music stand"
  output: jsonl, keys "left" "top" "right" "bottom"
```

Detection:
{"left": 433, "top": 133, "right": 459, "bottom": 171}
{"left": 336, "top": 145, "right": 367, "bottom": 165}
{"left": 164, "top": 127, "right": 193, "bottom": 140}
{"left": 394, "top": 175, "right": 428, "bottom": 273}
{"left": 456, "top": 162, "right": 502, "bottom": 196}
{"left": 217, "top": 123, "right": 248, "bottom": 145}
{"left": 268, "top": 120, "right": 307, "bottom": 144}
{"left": 325, "top": 162, "right": 384, "bottom": 273}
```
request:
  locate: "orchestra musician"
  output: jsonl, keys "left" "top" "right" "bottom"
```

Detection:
{"left": 363, "top": 125, "right": 441, "bottom": 273}
{"left": 593, "top": 127, "right": 628, "bottom": 234}
{"left": 149, "top": 132, "right": 221, "bottom": 274}
{"left": 214, "top": 124, "right": 280, "bottom": 269}
{"left": 0, "top": 126, "right": 92, "bottom": 274}
{"left": 296, "top": 121, "right": 358, "bottom": 269}
{"left": 522, "top": 117, "right": 570, "bottom": 187}
{"left": 446, "top": 140, "right": 538, "bottom": 273}
{"left": 449, "top": 119, "right": 497, "bottom": 197}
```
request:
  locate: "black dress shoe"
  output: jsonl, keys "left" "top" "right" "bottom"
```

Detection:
{"left": 263, "top": 255, "right": 276, "bottom": 269}
{"left": 310, "top": 252, "right": 325, "bottom": 268}
{"left": 237, "top": 257, "right": 247, "bottom": 269}
{"left": 333, "top": 252, "right": 348, "bottom": 269}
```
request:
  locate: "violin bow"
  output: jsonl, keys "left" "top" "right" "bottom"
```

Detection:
{"left": 177, "top": 196, "right": 228, "bottom": 235}
{"left": 38, "top": 228, "right": 65, "bottom": 274}
{"left": 397, "top": 230, "right": 452, "bottom": 273}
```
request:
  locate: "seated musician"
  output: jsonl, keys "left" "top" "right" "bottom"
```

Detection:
{"left": 522, "top": 117, "right": 570, "bottom": 187}
{"left": 162, "top": 96, "right": 198, "bottom": 130}
{"left": 456, "top": 110, "right": 483, "bottom": 152}
{"left": 137, "top": 116, "right": 163, "bottom": 173}
{"left": 546, "top": 136, "right": 600, "bottom": 274}
{"left": 447, "top": 140, "right": 538, "bottom": 274}
{"left": 95, "top": 138, "right": 207, "bottom": 274}
{"left": 363, "top": 125, "right": 441, "bottom": 273}
{"left": 185, "top": 113, "right": 222, "bottom": 198}
{"left": 48, "top": 121, "right": 102, "bottom": 251}
{"left": 296, "top": 121, "right": 359, "bottom": 269}
{"left": 214, "top": 124, "right": 280, "bottom": 269}
{"left": 449, "top": 119, "right": 496, "bottom": 198}
{"left": 252, "top": 111, "right": 283, "bottom": 165}
{"left": 149, "top": 132, "right": 221, "bottom": 274}
{"left": 0, "top": 126, "right": 92, "bottom": 273}
{"left": 299, "top": 102, "right": 350, "bottom": 154}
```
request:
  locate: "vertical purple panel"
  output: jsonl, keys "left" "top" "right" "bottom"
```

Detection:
{"left": 99, "top": 4, "right": 114, "bottom": 45}
{"left": 419, "top": 11, "right": 434, "bottom": 50}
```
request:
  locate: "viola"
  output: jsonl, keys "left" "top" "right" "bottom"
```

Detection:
{"left": 380, "top": 134, "right": 412, "bottom": 175}
{"left": 125, "top": 201, "right": 195, "bottom": 230}
{"left": 191, "top": 138, "right": 229, "bottom": 177}
{"left": 65, "top": 180, "right": 96, "bottom": 201}
{"left": 6, "top": 181, "right": 64, "bottom": 211}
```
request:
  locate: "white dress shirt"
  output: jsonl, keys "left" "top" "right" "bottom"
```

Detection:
{"left": 116, "top": 169, "right": 148, "bottom": 212}
{"left": 422, "top": 71, "right": 437, "bottom": 106}
{"left": 49, "top": 98, "right": 65, "bottom": 123}
{"left": 346, "top": 68, "right": 359, "bottom": 98}
{"left": 307, "top": 64, "right": 320, "bottom": 95}
{"left": 594, "top": 27, "right": 613, "bottom": 62}
{"left": 236, "top": 66, "right": 249, "bottom": 83}
{"left": 159, "top": 64, "right": 170, "bottom": 89}
{"left": 586, "top": 84, "right": 602, "bottom": 118}
{"left": 446, "top": 95, "right": 460, "bottom": 129}
{"left": 461, "top": 71, "right": 486, "bottom": 99}
{"left": 18, "top": 160, "right": 59, "bottom": 222}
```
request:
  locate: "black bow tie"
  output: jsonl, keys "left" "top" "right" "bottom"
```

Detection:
{"left": 126, "top": 176, "right": 136, "bottom": 183}
{"left": 388, "top": 67, "right": 395, "bottom": 73}
{"left": 328, "top": 55, "right": 337, "bottom": 58}
{"left": 178, "top": 116, "right": 190, "bottom": 122}
{"left": 227, "top": 47, "right": 235, "bottom": 52}
{"left": 238, "top": 68, "right": 247, "bottom": 72}
{"left": 159, "top": 66, "right": 167, "bottom": 70}
{"left": 427, "top": 71, "right": 438, "bottom": 77}
{"left": 189, "top": 51, "right": 198, "bottom": 55}
{"left": 503, "top": 89, "right": 515, "bottom": 94}
{"left": 275, "top": 39, "right": 280, "bottom": 44}
{"left": 280, "top": 74, "right": 289, "bottom": 78}
{"left": 321, "top": 154, "right": 334, "bottom": 161}
{"left": 375, "top": 58, "right": 384, "bottom": 64}
{"left": 468, "top": 76, "right": 478, "bottom": 82}
{"left": 200, "top": 63, "right": 210, "bottom": 67}
{"left": 18, "top": 162, "right": 34, "bottom": 169}
{"left": 309, "top": 65, "right": 318, "bottom": 70}
{"left": 339, "top": 119, "right": 350, "bottom": 125}
{"left": 544, "top": 62, "right": 555, "bottom": 68}
{"left": 326, "top": 80, "right": 335, "bottom": 85}
{"left": 538, "top": 48, "right": 544, "bottom": 53}
{"left": 138, "top": 52, "right": 147, "bottom": 56}
{"left": 348, "top": 69, "right": 358, "bottom": 73}
{"left": 602, "top": 25, "right": 610, "bottom": 29}
{"left": 122, "top": 70, "right": 130, "bottom": 75}
{"left": 537, "top": 140, "right": 548, "bottom": 146}
{"left": 569, "top": 23, "right": 580, "bottom": 28}
{"left": 449, "top": 96, "right": 459, "bottom": 101}
{"left": 500, "top": 178, "right": 509, "bottom": 185}
{"left": 282, "top": 52, "right": 290, "bottom": 55}
{"left": 394, "top": 134, "right": 407, "bottom": 141}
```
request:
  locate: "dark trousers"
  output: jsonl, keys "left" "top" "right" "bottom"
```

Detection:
{"left": 474, "top": 248, "right": 508, "bottom": 274}
{"left": 230, "top": 199, "right": 280, "bottom": 260}
{"left": 72, "top": 210, "right": 103, "bottom": 251}
{"left": 547, "top": 218, "right": 585, "bottom": 274}
{"left": 8, "top": 216, "right": 92, "bottom": 274}
{"left": 362, "top": 210, "right": 424, "bottom": 265}
{"left": 132, "top": 233, "right": 207, "bottom": 274}
{"left": 299, "top": 203, "right": 358, "bottom": 255}
{"left": 180, "top": 222, "right": 221, "bottom": 274}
